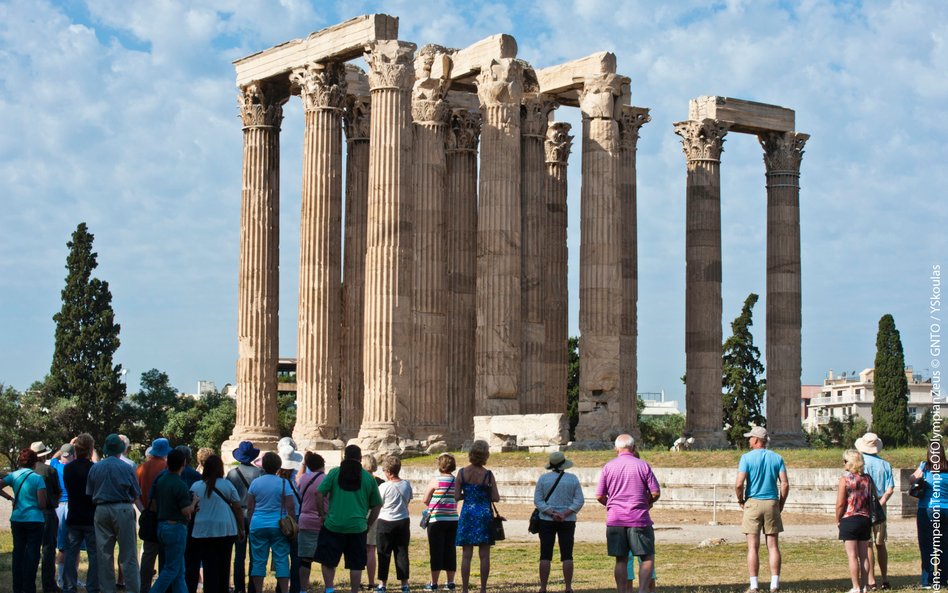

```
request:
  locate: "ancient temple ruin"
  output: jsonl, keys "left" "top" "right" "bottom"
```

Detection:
{"left": 222, "top": 14, "right": 808, "bottom": 455}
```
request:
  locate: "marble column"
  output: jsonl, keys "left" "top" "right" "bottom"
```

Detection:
{"left": 543, "top": 122, "right": 573, "bottom": 415}
{"left": 358, "top": 40, "right": 416, "bottom": 445}
{"left": 410, "top": 49, "right": 451, "bottom": 439}
{"left": 617, "top": 106, "right": 650, "bottom": 440}
{"left": 475, "top": 58, "right": 524, "bottom": 416}
{"left": 446, "top": 109, "right": 481, "bottom": 444}
{"left": 226, "top": 81, "right": 288, "bottom": 455}
{"left": 760, "top": 131, "right": 809, "bottom": 448}
{"left": 576, "top": 74, "right": 624, "bottom": 442}
{"left": 290, "top": 62, "right": 346, "bottom": 448}
{"left": 674, "top": 118, "right": 731, "bottom": 449}
{"left": 340, "top": 94, "right": 371, "bottom": 441}
{"left": 521, "top": 94, "right": 557, "bottom": 414}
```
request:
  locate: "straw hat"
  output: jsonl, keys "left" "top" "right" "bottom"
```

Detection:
{"left": 855, "top": 433, "right": 883, "bottom": 455}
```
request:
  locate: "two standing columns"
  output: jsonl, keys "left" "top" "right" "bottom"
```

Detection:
{"left": 675, "top": 117, "right": 808, "bottom": 448}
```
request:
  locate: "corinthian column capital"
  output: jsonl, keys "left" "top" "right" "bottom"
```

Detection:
{"left": 365, "top": 40, "right": 416, "bottom": 91}
{"left": 446, "top": 109, "right": 482, "bottom": 153}
{"left": 238, "top": 81, "right": 288, "bottom": 129}
{"left": 759, "top": 131, "right": 809, "bottom": 172}
{"left": 618, "top": 106, "right": 651, "bottom": 153}
{"left": 291, "top": 62, "right": 347, "bottom": 112}
{"left": 344, "top": 95, "right": 371, "bottom": 142}
{"left": 476, "top": 58, "right": 523, "bottom": 112}
{"left": 521, "top": 95, "right": 557, "bottom": 138}
{"left": 579, "top": 73, "right": 621, "bottom": 120}
{"left": 545, "top": 122, "right": 573, "bottom": 164}
{"left": 673, "top": 119, "right": 731, "bottom": 162}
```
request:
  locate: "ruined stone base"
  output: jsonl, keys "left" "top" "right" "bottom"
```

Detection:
{"left": 350, "top": 425, "right": 449, "bottom": 458}
{"left": 473, "top": 414, "right": 568, "bottom": 452}
{"left": 768, "top": 430, "right": 809, "bottom": 449}
{"left": 686, "top": 428, "right": 730, "bottom": 450}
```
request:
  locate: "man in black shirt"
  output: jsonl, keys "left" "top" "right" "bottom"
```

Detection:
{"left": 62, "top": 434, "right": 98, "bottom": 593}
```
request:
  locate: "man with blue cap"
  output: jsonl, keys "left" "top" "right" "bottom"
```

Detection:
{"left": 137, "top": 438, "right": 171, "bottom": 593}
{"left": 227, "top": 441, "right": 263, "bottom": 593}
{"left": 86, "top": 434, "right": 143, "bottom": 593}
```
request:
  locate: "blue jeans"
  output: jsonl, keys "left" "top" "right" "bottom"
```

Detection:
{"left": 150, "top": 523, "right": 188, "bottom": 593}
{"left": 64, "top": 525, "right": 99, "bottom": 593}
{"left": 11, "top": 520, "right": 44, "bottom": 593}
{"left": 917, "top": 507, "right": 941, "bottom": 587}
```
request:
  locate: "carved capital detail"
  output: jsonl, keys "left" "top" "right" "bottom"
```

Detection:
{"left": 521, "top": 95, "right": 557, "bottom": 138}
{"left": 238, "top": 82, "right": 288, "bottom": 129}
{"left": 673, "top": 119, "right": 731, "bottom": 162}
{"left": 344, "top": 95, "right": 371, "bottom": 142}
{"left": 476, "top": 58, "right": 523, "bottom": 109}
{"left": 579, "top": 73, "right": 621, "bottom": 120}
{"left": 545, "top": 122, "right": 573, "bottom": 164}
{"left": 759, "top": 131, "right": 809, "bottom": 172}
{"left": 291, "top": 62, "right": 347, "bottom": 112}
{"left": 365, "top": 40, "right": 416, "bottom": 91}
{"left": 617, "top": 106, "right": 651, "bottom": 153}
{"left": 447, "top": 109, "right": 482, "bottom": 153}
{"left": 412, "top": 98, "right": 451, "bottom": 125}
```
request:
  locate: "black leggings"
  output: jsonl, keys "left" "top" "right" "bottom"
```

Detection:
{"left": 196, "top": 536, "right": 236, "bottom": 593}
{"left": 538, "top": 521, "right": 576, "bottom": 562}
{"left": 426, "top": 521, "right": 458, "bottom": 572}
{"left": 376, "top": 518, "right": 411, "bottom": 582}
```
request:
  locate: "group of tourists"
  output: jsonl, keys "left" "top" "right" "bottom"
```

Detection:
{"left": 0, "top": 428, "right": 944, "bottom": 593}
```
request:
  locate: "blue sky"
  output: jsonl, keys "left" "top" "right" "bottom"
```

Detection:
{"left": 0, "top": 0, "right": 944, "bottom": 407}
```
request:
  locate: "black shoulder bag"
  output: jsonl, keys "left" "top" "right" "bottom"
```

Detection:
{"left": 486, "top": 471, "right": 506, "bottom": 542}
{"left": 866, "top": 474, "right": 885, "bottom": 525}
{"left": 529, "top": 471, "right": 565, "bottom": 534}
{"left": 138, "top": 475, "right": 161, "bottom": 543}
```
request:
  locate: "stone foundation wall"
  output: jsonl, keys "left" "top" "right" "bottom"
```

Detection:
{"left": 400, "top": 465, "right": 919, "bottom": 518}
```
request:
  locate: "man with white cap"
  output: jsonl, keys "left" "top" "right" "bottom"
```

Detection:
{"left": 31, "top": 441, "right": 64, "bottom": 593}
{"left": 735, "top": 426, "right": 789, "bottom": 593}
{"left": 856, "top": 432, "right": 894, "bottom": 590}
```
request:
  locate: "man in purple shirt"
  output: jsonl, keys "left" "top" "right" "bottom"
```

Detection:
{"left": 595, "top": 435, "right": 660, "bottom": 593}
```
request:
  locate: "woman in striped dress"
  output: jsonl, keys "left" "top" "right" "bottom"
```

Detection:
{"left": 422, "top": 454, "right": 459, "bottom": 591}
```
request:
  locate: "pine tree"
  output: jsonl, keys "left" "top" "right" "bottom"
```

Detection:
{"left": 48, "top": 223, "right": 125, "bottom": 445}
{"left": 871, "top": 314, "right": 911, "bottom": 445}
{"left": 722, "top": 293, "right": 767, "bottom": 447}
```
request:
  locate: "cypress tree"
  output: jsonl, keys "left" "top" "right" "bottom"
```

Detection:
{"left": 871, "top": 314, "right": 911, "bottom": 445}
{"left": 48, "top": 223, "right": 125, "bottom": 445}
{"left": 722, "top": 293, "right": 767, "bottom": 447}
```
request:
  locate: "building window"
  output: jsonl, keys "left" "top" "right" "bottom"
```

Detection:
{"left": 909, "top": 406, "right": 919, "bottom": 420}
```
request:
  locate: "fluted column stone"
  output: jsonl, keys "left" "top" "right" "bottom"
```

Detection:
{"left": 358, "top": 40, "right": 416, "bottom": 447}
{"left": 576, "top": 74, "right": 626, "bottom": 442}
{"left": 617, "top": 106, "right": 650, "bottom": 440}
{"left": 340, "top": 94, "right": 371, "bottom": 441}
{"left": 760, "top": 131, "right": 809, "bottom": 448}
{"left": 410, "top": 48, "right": 451, "bottom": 439}
{"left": 475, "top": 59, "right": 524, "bottom": 416}
{"left": 543, "top": 122, "right": 573, "bottom": 416}
{"left": 226, "top": 81, "right": 288, "bottom": 455}
{"left": 446, "top": 109, "right": 481, "bottom": 444}
{"left": 290, "top": 62, "right": 346, "bottom": 449}
{"left": 674, "top": 118, "right": 730, "bottom": 449}
{"left": 521, "top": 94, "right": 557, "bottom": 414}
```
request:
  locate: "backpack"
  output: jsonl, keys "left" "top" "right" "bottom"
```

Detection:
{"left": 36, "top": 464, "right": 62, "bottom": 509}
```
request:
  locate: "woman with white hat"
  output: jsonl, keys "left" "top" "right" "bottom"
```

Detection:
{"left": 532, "top": 451, "right": 584, "bottom": 593}
{"left": 276, "top": 437, "right": 303, "bottom": 593}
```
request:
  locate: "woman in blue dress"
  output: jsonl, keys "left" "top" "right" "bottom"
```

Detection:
{"left": 454, "top": 440, "right": 500, "bottom": 593}
{"left": 913, "top": 441, "right": 948, "bottom": 588}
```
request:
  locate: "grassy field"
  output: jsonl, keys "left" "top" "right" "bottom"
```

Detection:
{"left": 401, "top": 448, "right": 928, "bottom": 470}
{"left": 0, "top": 531, "right": 928, "bottom": 593}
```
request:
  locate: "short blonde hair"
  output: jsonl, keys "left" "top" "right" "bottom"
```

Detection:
{"left": 437, "top": 453, "right": 457, "bottom": 473}
{"left": 843, "top": 449, "right": 864, "bottom": 474}
{"left": 381, "top": 454, "right": 401, "bottom": 477}
{"left": 196, "top": 447, "right": 214, "bottom": 468}
{"left": 469, "top": 440, "right": 490, "bottom": 466}
{"left": 361, "top": 454, "right": 378, "bottom": 472}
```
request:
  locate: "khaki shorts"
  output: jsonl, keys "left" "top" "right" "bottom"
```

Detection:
{"left": 742, "top": 498, "right": 783, "bottom": 535}
{"left": 871, "top": 521, "right": 887, "bottom": 545}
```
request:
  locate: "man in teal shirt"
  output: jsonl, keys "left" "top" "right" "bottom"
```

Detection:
{"left": 856, "top": 433, "right": 894, "bottom": 590}
{"left": 735, "top": 426, "right": 790, "bottom": 593}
